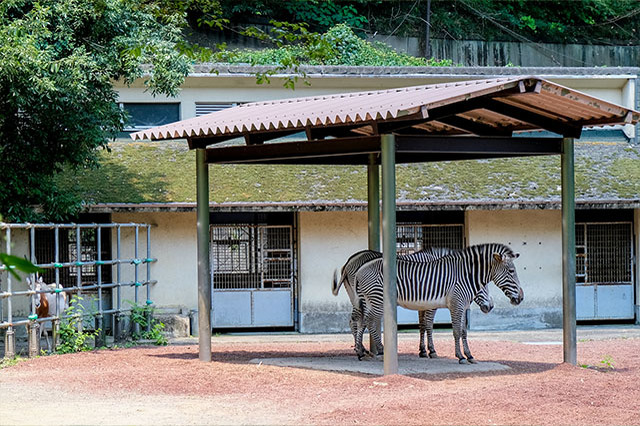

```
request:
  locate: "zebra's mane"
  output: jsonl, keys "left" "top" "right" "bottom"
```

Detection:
{"left": 470, "top": 243, "right": 516, "bottom": 259}
{"left": 399, "top": 243, "right": 514, "bottom": 265}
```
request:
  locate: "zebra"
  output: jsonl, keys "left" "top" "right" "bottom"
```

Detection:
{"left": 333, "top": 247, "right": 494, "bottom": 358}
{"left": 353, "top": 243, "right": 524, "bottom": 363}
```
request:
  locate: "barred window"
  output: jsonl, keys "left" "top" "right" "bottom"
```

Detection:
{"left": 576, "top": 222, "right": 633, "bottom": 285}
{"left": 396, "top": 223, "right": 465, "bottom": 255}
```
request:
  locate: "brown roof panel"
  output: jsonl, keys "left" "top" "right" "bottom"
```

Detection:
{"left": 131, "top": 76, "right": 640, "bottom": 143}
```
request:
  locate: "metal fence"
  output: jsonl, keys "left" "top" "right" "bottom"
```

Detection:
{"left": 0, "top": 222, "right": 156, "bottom": 357}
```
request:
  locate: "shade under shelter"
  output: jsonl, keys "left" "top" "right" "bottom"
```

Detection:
{"left": 133, "top": 76, "right": 639, "bottom": 375}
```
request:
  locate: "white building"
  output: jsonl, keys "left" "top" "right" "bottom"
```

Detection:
{"left": 2, "top": 66, "right": 639, "bottom": 337}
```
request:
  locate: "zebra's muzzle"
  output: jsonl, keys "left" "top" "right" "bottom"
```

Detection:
{"left": 510, "top": 287, "right": 524, "bottom": 305}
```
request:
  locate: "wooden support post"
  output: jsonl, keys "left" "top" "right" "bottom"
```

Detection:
{"left": 561, "top": 137, "right": 577, "bottom": 365}
{"left": 197, "top": 148, "right": 212, "bottom": 362}
{"left": 381, "top": 134, "right": 398, "bottom": 375}
{"left": 367, "top": 153, "right": 381, "bottom": 354}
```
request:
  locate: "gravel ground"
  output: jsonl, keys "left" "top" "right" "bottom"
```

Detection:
{"left": 1, "top": 327, "right": 639, "bottom": 425}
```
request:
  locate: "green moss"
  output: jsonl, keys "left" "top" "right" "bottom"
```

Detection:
{"left": 56, "top": 141, "right": 640, "bottom": 205}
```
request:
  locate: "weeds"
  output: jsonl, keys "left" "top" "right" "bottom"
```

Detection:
{"left": 57, "top": 295, "right": 100, "bottom": 354}
{"left": 580, "top": 355, "right": 616, "bottom": 372}
{"left": 0, "top": 356, "right": 24, "bottom": 369}
{"left": 128, "top": 301, "right": 168, "bottom": 346}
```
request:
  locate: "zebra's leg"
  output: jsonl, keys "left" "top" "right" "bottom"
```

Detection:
{"left": 418, "top": 310, "right": 427, "bottom": 357}
{"left": 418, "top": 309, "right": 438, "bottom": 358}
{"left": 450, "top": 305, "right": 467, "bottom": 364}
{"left": 425, "top": 309, "right": 438, "bottom": 358}
{"left": 460, "top": 310, "right": 477, "bottom": 363}
{"left": 351, "top": 305, "right": 373, "bottom": 357}
{"left": 354, "top": 313, "right": 367, "bottom": 360}
{"left": 364, "top": 308, "right": 384, "bottom": 358}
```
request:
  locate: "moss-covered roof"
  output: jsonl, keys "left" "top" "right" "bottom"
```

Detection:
{"left": 56, "top": 140, "right": 640, "bottom": 208}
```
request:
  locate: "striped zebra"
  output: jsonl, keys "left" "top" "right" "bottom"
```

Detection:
{"left": 354, "top": 243, "right": 524, "bottom": 363}
{"left": 333, "top": 247, "right": 494, "bottom": 358}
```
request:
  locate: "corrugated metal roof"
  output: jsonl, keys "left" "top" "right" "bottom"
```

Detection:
{"left": 131, "top": 76, "right": 639, "bottom": 143}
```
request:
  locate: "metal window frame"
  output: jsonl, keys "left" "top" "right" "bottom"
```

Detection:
{"left": 575, "top": 221, "right": 634, "bottom": 286}
{"left": 210, "top": 224, "right": 295, "bottom": 291}
{"left": 396, "top": 223, "right": 466, "bottom": 255}
{"left": 119, "top": 102, "right": 181, "bottom": 132}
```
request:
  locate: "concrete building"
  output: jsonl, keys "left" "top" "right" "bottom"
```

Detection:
{"left": 2, "top": 66, "right": 639, "bottom": 337}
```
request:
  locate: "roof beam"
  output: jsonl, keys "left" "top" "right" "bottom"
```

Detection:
{"left": 483, "top": 99, "right": 582, "bottom": 138}
{"left": 205, "top": 135, "right": 381, "bottom": 164}
{"left": 395, "top": 136, "right": 563, "bottom": 157}
{"left": 306, "top": 125, "right": 362, "bottom": 140}
{"left": 203, "top": 135, "right": 562, "bottom": 165}
{"left": 244, "top": 129, "right": 302, "bottom": 145}
{"left": 434, "top": 115, "right": 513, "bottom": 137}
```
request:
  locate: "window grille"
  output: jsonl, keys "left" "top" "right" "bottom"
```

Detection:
{"left": 34, "top": 228, "right": 111, "bottom": 286}
{"left": 67, "top": 229, "right": 98, "bottom": 277}
{"left": 210, "top": 225, "right": 293, "bottom": 291}
{"left": 195, "top": 102, "right": 238, "bottom": 117}
{"left": 121, "top": 103, "right": 180, "bottom": 130}
{"left": 575, "top": 222, "right": 633, "bottom": 285}
{"left": 396, "top": 223, "right": 465, "bottom": 255}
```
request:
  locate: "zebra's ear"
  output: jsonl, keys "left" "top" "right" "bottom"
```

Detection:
{"left": 513, "top": 252, "right": 520, "bottom": 259}
{"left": 493, "top": 253, "right": 502, "bottom": 263}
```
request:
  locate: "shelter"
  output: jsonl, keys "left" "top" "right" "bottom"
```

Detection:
{"left": 133, "top": 76, "right": 639, "bottom": 375}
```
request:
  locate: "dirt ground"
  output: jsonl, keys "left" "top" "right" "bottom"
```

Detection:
{"left": 1, "top": 327, "right": 640, "bottom": 425}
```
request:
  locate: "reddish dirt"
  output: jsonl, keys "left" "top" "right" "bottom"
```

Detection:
{"left": 1, "top": 334, "right": 639, "bottom": 425}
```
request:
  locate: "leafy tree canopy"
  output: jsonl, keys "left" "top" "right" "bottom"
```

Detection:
{"left": 195, "top": 0, "right": 639, "bottom": 46}
{"left": 0, "top": 0, "right": 192, "bottom": 221}
{"left": 215, "top": 23, "right": 453, "bottom": 88}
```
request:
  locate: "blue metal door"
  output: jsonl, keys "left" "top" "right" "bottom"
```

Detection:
{"left": 576, "top": 222, "right": 634, "bottom": 320}
{"left": 210, "top": 225, "right": 295, "bottom": 328}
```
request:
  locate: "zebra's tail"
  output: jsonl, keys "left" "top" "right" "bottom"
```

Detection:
{"left": 332, "top": 268, "right": 348, "bottom": 296}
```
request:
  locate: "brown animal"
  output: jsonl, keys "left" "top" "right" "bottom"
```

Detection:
{"left": 27, "top": 276, "right": 68, "bottom": 351}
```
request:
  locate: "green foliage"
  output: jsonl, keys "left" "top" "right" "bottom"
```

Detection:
{"left": 0, "top": 253, "right": 42, "bottom": 280}
{"left": 363, "top": 0, "right": 638, "bottom": 45}
{"left": 282, "top": 0, "right": 367, "bottom": 32}
{"left": 581, "top": 355, "right": 616, "bottom": 371}
{"left": 57, "top": 295, "right": 99, "bottom": 354}
{"left": 215, "top": 23, "right": 454, "bottom": 87}
{"left": 600, "top": 355, "right": 615, "bottom": 370}
{"left": 0, "top": 356, "right": 25, "bottom": 369}
{"left": 0, "top": 0, "right": 192, "bottom": 221}
{"left": 128, "top": 302, "right": 168, "bottom": 346}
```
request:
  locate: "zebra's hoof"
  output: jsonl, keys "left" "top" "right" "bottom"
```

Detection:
{"left": 458, "top": 358, "right": 468, "bottom": 364}
{"left": 428, "top": 352, "right": 438, "bottom": 359}
{"left": 467, "top": 357, "right": 478, "bottom": 364}
{"left": 419, "top": 351, "right": 428, "bottom": 358}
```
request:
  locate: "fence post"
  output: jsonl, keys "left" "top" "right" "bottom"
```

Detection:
{"left": 28, "top": 320, "right": 39, "bottom": 357}
{"left": 95, "top": 225, "right": 105, "bottom": 348}
{"left": 4, "top": 328, "right": 16, "bottom": 358}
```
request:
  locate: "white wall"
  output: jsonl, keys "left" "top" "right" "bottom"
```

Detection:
{"left": 111, "top": 212, "right": 197, "bottom": 313}
{"left": 297, "top": 210, "right": 368, "bottom": 332}
{"left": 466, "top": 209, "right": 564, "bottom": 329}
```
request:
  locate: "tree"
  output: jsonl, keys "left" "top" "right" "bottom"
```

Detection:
{"left": 0, "top": 0, "right": 192, "bottom": 221}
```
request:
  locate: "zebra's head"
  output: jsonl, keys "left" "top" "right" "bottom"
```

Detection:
{"left": 490, "top": 251, "right": 524, "bottom": 306}
{"left": 27, "top": 275, "right": 45, "bottom": 309}
{"left": 475, "top": 291, "right": 494, "bottom": 314}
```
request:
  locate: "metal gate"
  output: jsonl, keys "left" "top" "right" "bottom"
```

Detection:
{"left": 210, "top": 225, "right": 295, "bottom": 327}
{"left": 576, "top": 222, "right": 635, "bottom": 320}
{"left": 396, "top": 223, "right": 465, "bottom": 324}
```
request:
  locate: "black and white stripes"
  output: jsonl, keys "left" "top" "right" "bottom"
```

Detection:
{"left": 353, "top": 243, "right": 524, "bottom": 363}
